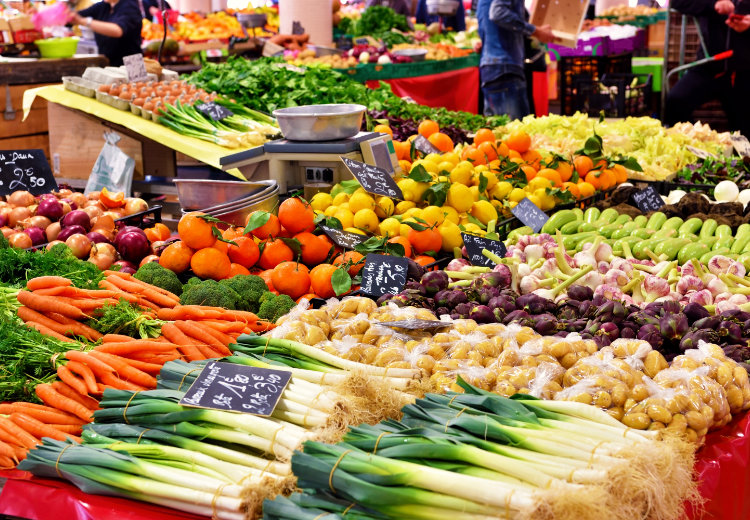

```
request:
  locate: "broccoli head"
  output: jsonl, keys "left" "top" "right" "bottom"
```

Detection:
{"left": 134, "top": 261, "right": 184, "bottom": 296}
{"left": 219, "top": 275, "right": 269, "bottom": 312}
{"left": 180, "top": 279, "right": 241, "bottom": 309}
{"left": 257, "top": 293, "right": 296, "bottom": 323}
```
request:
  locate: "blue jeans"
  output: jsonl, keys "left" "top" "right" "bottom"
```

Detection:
{"left": 482, "top": 75, "right": 530, "bottom": 120}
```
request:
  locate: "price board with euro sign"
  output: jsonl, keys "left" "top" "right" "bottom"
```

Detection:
{"left": 511, "top": 197, "right": 549, "bottom": 233}
{"left": 179, "top": 361, "right": 291, "bottom": 416}
{"left": 0, "top": 149, "right": 57, "bottom": 196}
{"left": 196, "top": 102, "right": 234, "bottom": 122}
{"left": 462, "top": 232, "right": 507, "bottom": 267}
{"left": 360, "top": 253, "right": 409, "bottom": 298}
{"left": 319, "top": 225, "right": 367, "bottom": 250}
{"left": 341, "top": 157, "right": 403, "bottom": 199}
{"left": 630, "top": 185, "right": 665, "bottom": 213}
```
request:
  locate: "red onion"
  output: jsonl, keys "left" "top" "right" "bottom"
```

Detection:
{"left": 117, "top": 230, "right": 150, "bottom": 263}
{"left": 23, "top": 226, "right": 46, "bottom": 246}
{"left": 61, "top": 210, "right": 91, "bottom": 231}
{"left": 57, "top": 225, "right": 86, "bottom": 242}
{"left": 114, "top": 226, "right": 146, "bottom": 247}
{"left": 86, "top": 231, "right": 110, "bottom": 244}
{"left": 36, "top": 197, "right": 64, "bottom": 221}
{"left": 113, "top": 260, "right": 137, "bottom": 274}
{"left": 0, "top": 213, "right": 7, "bottom": 227}
{"left": 62, "top": 199, "right": 77, "bottom": 211}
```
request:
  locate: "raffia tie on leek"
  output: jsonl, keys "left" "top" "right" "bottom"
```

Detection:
{"left": 265, "top": 379, "right": 699, "bottom": 520}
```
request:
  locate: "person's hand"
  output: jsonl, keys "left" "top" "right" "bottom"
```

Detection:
{"left": 715, "top": 0, "right": 735, "bottom": 15}
{"left": 148, "top": 6, "right": 160, "bottom": 16}
{"left": 532, "top": 24, "right": 555, "bottom": 44}
{"left": 727, "top": 13, "right": 750, "bottom": 31}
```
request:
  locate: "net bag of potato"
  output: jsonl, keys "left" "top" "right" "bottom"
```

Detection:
{"left": 518, "top": 333, "right": 598, "bottom": 369}
{"left": 492, "top": 361, "right": 565, "bottom": 399}
{"left": 271, "top": 300, "right": 331, "bottom": 345}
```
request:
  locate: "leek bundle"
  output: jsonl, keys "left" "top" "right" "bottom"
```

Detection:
{"left": 266, "top": 380, "right": 700, "bottom": 520}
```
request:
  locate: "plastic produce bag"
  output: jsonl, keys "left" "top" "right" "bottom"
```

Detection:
{"left": 84, "top": 131, "right": 135, "bottom": 197}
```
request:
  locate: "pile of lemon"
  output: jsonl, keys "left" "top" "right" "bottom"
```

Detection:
{"left": 309, "top": 151, "right": 562, "bottom": 251}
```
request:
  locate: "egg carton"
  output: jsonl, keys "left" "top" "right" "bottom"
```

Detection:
{"left": 62, "top": 76, "right": 99, "bottom": 97}
{"left": 82, "top": 67, "right": 127, "bottom": 85}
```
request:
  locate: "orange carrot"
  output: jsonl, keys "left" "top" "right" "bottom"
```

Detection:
{"left": 105, "top": 270, "right": 180, "bottom": 300}
{"left": 175, "top": 320, "right": 230, "bottom": 355}
{"left": 0, "top": 404, "right": 84, "bottom": 426}
{"left": 0, "top": 417, "right": 39, "bottom": 449}
{"left": 47, "top": 311, "right": 78, "bottom": 325}
{"left": 120, "top": 357, "right": 166, "bottom": 375}
{"left": 64, "top": 351, "right": 116, "bottom": 381}
{"left": 65, "top": 360, "right": 98, "bottom": 394}
{"left": 18, "top": 307, "right": 100, "bottom": 341}
{"left": 46, "top": 424, "right": 83, "bottom": 435}
{"left": 23, "top": 321, "right": 75, "bottom": 342}
{"left": 10, "top": 413, "right": 81, "bottom": 442}
{"left": 0, "top": 439, "right": 19, "bottom": 460}
{"left": 57, "top": 365, "right": 89, "bottom": 396}
{"left": 161, "top": 322, "right": 205, "bottom": 361}
{"left": 17, "top": 290, "right": 85, "bottom": 319}
{"left": 35, "top": 384, "right": 93, "bottom": 422}
{"left": 52, "top": 381, "right": 100, "bottom": 411}
{"left": 0, "top": 423, "right": 24, "bottom": 447}
{"left": 55, "top": 296, "right": 120, "bottom": 310}
{"left": 26, "top": 276, "right": 72, "bottom": 291}
{"left": 135, "top": 297, "right": 161, "bottom": 312}
{"left": 0, "top": 454, "right": 18, "bottom": 468}
{"left": 94, "top": 340, "right": 179, "bottom": 356}
{"left": 88, "top": 351, "right": 158, "bottom": 388}
{"left": 98, "top": 280, "right": 140, "bottom": 303}
{"left": 105, "top": 275, "right": 178, "bottom": 309}
{"left": 102, "top": 334, "right": 140, "bottom": 343}
{"left": 247, "top": 321, "right": 276, "bottom": 332}
{"left": 30, "top": 286, "right": 79, "bottom": 297}
{"left": 125, "top": 351, "right": 181, "bottom": 364}
{"left": 201, "top": 320, "right": 247, "bottom": 333}
{"left": 100, "top": 372, "right": 147, "bottom": 392}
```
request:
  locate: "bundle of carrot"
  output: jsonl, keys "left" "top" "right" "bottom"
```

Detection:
{"left": 157, "top": 305, "right": 276, "bottom": 338}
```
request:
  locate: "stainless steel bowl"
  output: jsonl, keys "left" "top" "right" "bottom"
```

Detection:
{"left": 200, "top": 184, "right": 279, "bottom": 214}
{"left": 211, "top": 193, "right": 279, "bottom": 227}
{"left": 272, "top": 104, "right": 366, "bottom": 141}
{"left": 392, "top": 48, "right": 428, "bottom": 62}
{"left": 426, "top": 0, "right": 460, "bottom": 15}
{"left": 173, "top": 179, "right": 274, "bottom": 211}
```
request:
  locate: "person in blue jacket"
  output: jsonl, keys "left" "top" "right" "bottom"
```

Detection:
{"left": 415, "top": 0, "right": 466, "bottom": 31}
{"left": 477, "top": 0, "right": 554, "bottom": 119}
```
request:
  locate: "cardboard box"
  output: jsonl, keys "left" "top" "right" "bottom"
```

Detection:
{"left": 8, "top": 15, "right": 42, "bottom": 43}
{"left": 529, "top": 0, "right": 588, "bottom": 48}
{"left": 0, "top": 19, "right": 12, "bottom": 44}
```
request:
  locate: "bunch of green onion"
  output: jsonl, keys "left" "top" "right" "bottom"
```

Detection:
{"left": 265, "top": 379, "right": 699, "bottom": 520}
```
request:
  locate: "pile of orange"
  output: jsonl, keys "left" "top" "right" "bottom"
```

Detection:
{"left": 384, "top": 119, "right": 456, "bottom": 173}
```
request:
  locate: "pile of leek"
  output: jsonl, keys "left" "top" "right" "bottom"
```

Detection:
{"left": 264, "top": 379, "right": 699, "bottom": 520}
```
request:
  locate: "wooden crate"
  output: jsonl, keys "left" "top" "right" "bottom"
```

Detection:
{"left": 529, "top": 0, "right": 588, "bottom": 48}
{"left": 47, "top": 102, "right": 144, "bottom": 180}
{"left": 0, "top": 83, "right": 54, "bottom": 160}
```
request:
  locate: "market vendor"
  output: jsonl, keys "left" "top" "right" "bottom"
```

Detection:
{"left": 415, "top": 0, "right": 467, "bottom": 31}
{"left": 68, "top": 0, "right": 143, "bottom": 66}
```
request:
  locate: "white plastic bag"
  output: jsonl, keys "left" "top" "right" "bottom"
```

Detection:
{"left": 85, "top": 131, "right": 135, "bottom": 196}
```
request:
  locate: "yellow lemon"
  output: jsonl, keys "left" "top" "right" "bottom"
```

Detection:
{"left": 349, "top": 192, "right": 376, "bottom": 213}
{"left": 400, "top": 222, "right": 414, "bottom": 237}
{"left": 310, "top": 192, "right": 332, "bottom": 211}
{"left": 337, "top": 202, "right": 350, "bottom": 212}
{"left": 533, "top": 188, "right": 556, "bottom": 211}
{"left": 508, "top": 187, "right": 527, "bottom": 203}
{"left": 422, "top": 205, "right": 446, "bottom": 226}
{"left": 424, "top": 153, "right": 443, "bottom": 164}
{"left": 374, "top": 196, "right": 395, "bottom": 219}
{"left": 344, "top": 227, "right": 368, "bottom": 235}
{"left": 333, "top": 208, "right": 354, "bottom": 228}
{"left": 482, "top": 171, "right": 499, "bottom": 191}
{"left": 437, "top": 175, "right": 450, "bottom": 183}
{"left": 491, "top": 181, "right": 513, "bottom": 200}
{"left": 441, "top": 152, "right": 460, "bottom": 166}
{"left": 528, "top": 177, "right": 552, "bottom": 191}
{"left": 468, "top": 186, "right": 481, "bottom": 202}
{"left": 438, "top": 221, "right": 463, "bottom": 252}
{"left": 395, "top": 200, "right": 416, "bottom": 214}
{"left": 413, "top": 181, "right": 430, "bottom": 201}
{"left": 353, "top": 187, "right": 368, "bottom": 196}
{"left": 526, "top": 194, "right": 542, "bottom": 209}
{"left": 442, "top": 206, "right": 460, "bottom": 224}
{"left": 403, "top": 207, "right": 424, "bottom": 220}
{"left": 412, "top": 160, "right": 438, "bottom": 175}
{"left": 331, "top": 192, "right": 350, "bottom": 205}
{"left": 446, "top": 183, "right": 473, "bottom": 213}
{"left": 507, "top": 200, "right": 519, "bottom": 210}
{"left": 397, "top": 178, "right": 418, "bottom": 202}
{"left": 353, "top": 209, "right": 379, "bottom": 232}
{"left": 378, "top": 217, "right": 401, "bottom": 237}
{"left": 437, "top": 161, "right": 455, "bottom": 174}
{"left": 463, "top": 223, "right": 484, "bottom": 234}
{"left": 450, "top": 161, "right": 474, "bottom": 186}
{"left": 324, "top": 205, "right": 339, "bottom": 217}
{"left": 470, "top": 200, "right": 498, "bottom": 225}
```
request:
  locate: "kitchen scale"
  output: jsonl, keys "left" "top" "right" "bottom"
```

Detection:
{"left": 219, "top": 132, "right": 400, "bottom": 194}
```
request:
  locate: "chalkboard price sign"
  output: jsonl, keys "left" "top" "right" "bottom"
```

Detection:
{"left": 686, "top": 145, "right": 715, "bottom": 160}
{"left": 319, "top": 225, "right": 366, "bottom": 250}
{"left": 413, "top": 135, "right": 441, "bottom": 156}
{"left": 360, "top": 253, "right": 409, "bottom": 298}
{"left": 0, "top": 149, "right": 57, "bottom": 196}
{"left": 180, "top": 361, "right": 291, "bottom": 417}
{"left": 630, "top": 185, "right": 665, "bottom": 213}
{"left": 123, "top": 53, "right": 148, "bottom": 82}
{"left": 461, "top": 232, "right": 507, "bottom": 267}
{"left": 341, "top": 157, "right": 403, "bottom": 200}
{"left": 196, "top": 102, "right": 234, "bottom": 122}
{"left": 731, "top": 135, "right": 750, "bottom": 158}
{"left": 511, "top": 197, "right": 549, "bottom": 233}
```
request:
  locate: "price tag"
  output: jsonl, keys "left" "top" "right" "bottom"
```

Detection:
{"left": 630, "top": 185, "right": 665, "bottom": 212}
{"left": 0, "top": 149, "right": 57, "bottom": 196}
{"left": 196, "top": 102, "right": 234, "bottom": 122}
{"left": 206, "top": 48, "right": 223, "bottom": 58}
{"left": 319, "top": 225, "right": 366, "bottom": 249}
{"left": 686, "top": 145, "right": 715, "bottom": 160}
{"left": 377, "top": 319, "right": 451, "bottom": 330}
{"left": 360, "top": 253, "right": 409, "bottom": 298}
{"left": 414, "top": 135, "right": 441, "bottom": 155}
{"left": 123, "top": 53, "right": 148, "bottom": 82}
{"left": 731, "top": 135, "right": 750, "bottom": 158}
{"left": 461, "top": 232, "right": 507, "bottom": 267}
{"left": 341, "top": 157, "right": 402, "bottom": 200}
{"left": 510, "top": 198, "right": 549, "bottom": 233}
{"left": 179, "top": 361, "right": 291, "bottom": 417}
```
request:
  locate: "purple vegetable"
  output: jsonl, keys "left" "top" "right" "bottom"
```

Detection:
{"left": 532, "top": 314, "right": 558, "bottom": 335}
{"left": 113, "top": 260, "right": 137, "bottom": 275}
{"left": 719, "top": 309, "right": 750, "bottom": 322}
{"left": 516, "top": 293, "right": 555, "bottom": 315}
{"left": 445, "top": 258, "right": 470, "bottom": 272}
{"left": 637, "top": 323, "right": 664, "bottom": 349}
{"left": 503, "top": 309, "right": 530, "bottom": 325}
{"left": 566, "top": 285, "right": 594, "bottom": 302}
{"left": 434, "top": 290, "right": 451, "bottom": 308}
{"left": 404, "top": 281, "right": 427, "bottom": 296}
{"left": 420, "top": 271, "right": 449, "bottom": 296}
{"left": 469, "top": 305, "right": 494, "bottom": 323}
{"left": 680, "top": 329, "right": 720, "bottom": 351}
{"left": 719, "top": 320, "right": 744, "bottom": 343}
{"left": 683, "top": 302, "right": 711, "bottom": 324}
{"left": 488, "top": 295, "right": 516, "bottom": 315}
{"left": 57, "top": 225, "right": 86, "bottom": 242}
{"left": 491, "top": 263, "right": 512, "bottom": 288}
{"left": 377, "top": 294, "right": 395, "bottom": 305}
{"left": 86, "top": 231, "right": 110, "bottom": 244}
{"left": 659, "top": 313, "right": 689, "bottom": 340}
{"left": 597, "top": 322, "right": 620, "bottom": 342}
{"left": 435, "top": 306, "right": 450, "bottom": 317}
{"left": 446, "top": 290, "right": 469, "bottom": 308}
{"left": 61, "top": 210, "right": 91, "bottom": 231}
{"left": 116, "top": 230, "right": 150, "bottom": 263}
{"left": 23, "top": 226, "right": 46, "bottom": 246}
{"left": 36, "top": 197, "right": 64, "bottom": 221}
{"left": 661, "top": 300, "right": 682, "bottom": 316}
{"left": 114, "top": 226, "right": 146, "bottom": 248}
{"left": 693, "top": 315, "right": 722, "bottom": 330}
